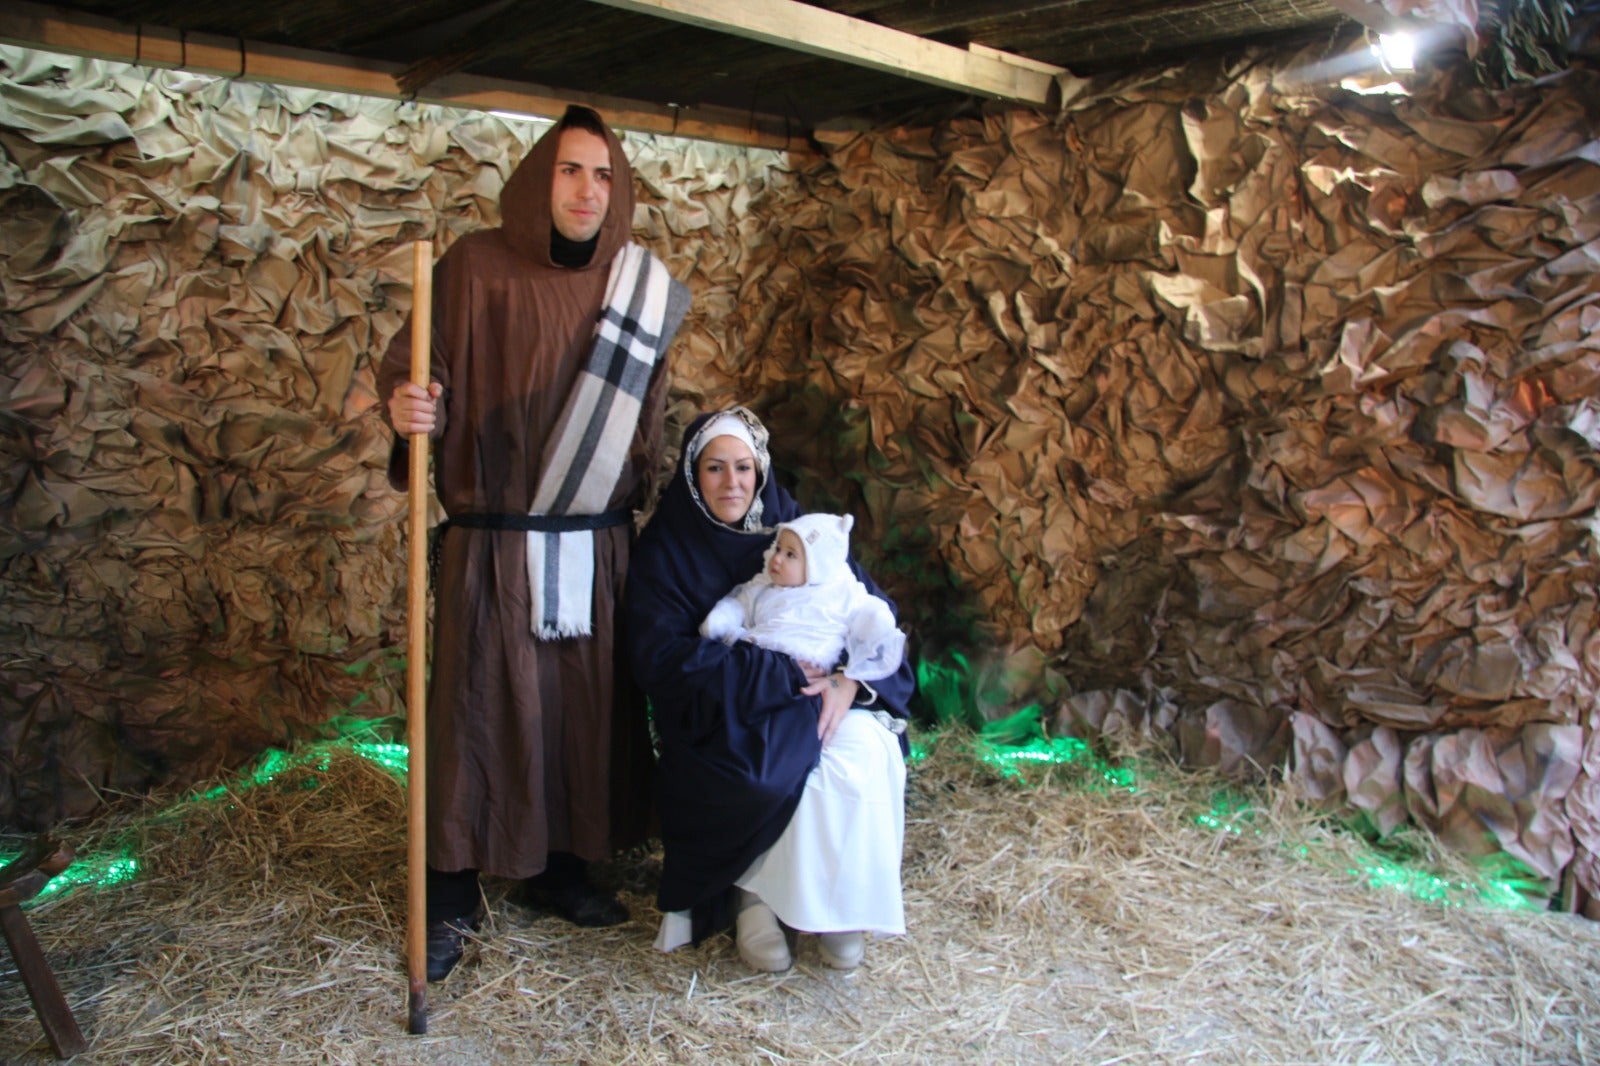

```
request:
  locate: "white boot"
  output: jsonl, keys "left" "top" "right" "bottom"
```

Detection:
{"left": 735, "top": 891, "right": 791, "bottom": 972}
{"left": 817, "top": 931, "right": 864, "bottom": 970}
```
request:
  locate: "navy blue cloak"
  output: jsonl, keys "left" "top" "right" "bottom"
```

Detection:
{"left": 624, "top": 412, "right": 914, "bottom": 936}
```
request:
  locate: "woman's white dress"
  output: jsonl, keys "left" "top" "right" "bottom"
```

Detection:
{"left": 654, "top": 708, "right": 906, "bottom": 950}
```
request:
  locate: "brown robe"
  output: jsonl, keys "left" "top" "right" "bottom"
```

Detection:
{"left": 376, "top": 118, "right": 679, "bottom": 878}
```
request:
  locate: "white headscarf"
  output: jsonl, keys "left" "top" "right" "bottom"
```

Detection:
{"left": 684, "top": 406, "right": 772, "bottom": 531}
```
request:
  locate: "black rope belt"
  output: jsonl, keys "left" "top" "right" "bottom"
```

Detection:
{"left": 428, "top": 509, "right": 632, "bottom": 589}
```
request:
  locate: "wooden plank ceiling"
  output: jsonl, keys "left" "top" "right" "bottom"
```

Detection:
{"left": 1, "top": 0, "right": 1359, "bottom": 147}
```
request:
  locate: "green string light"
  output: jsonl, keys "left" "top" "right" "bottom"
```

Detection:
{"left": 30, "top": 854, "right": 140, "bottom": 903}
{"left": 1190, "top": 791, "right": 1544, "bottom": 911}
{"left": 975, "top": 735, "right": 1139, "bottom": 793}
{"left": 910, "top": 650, "right": 1550, "bottom": 917}
{"left": 3, "top": 661, "right": 1559, "bottom": 917}
{"left": 7, "top": 730, "right": 413, "bottom": 906}
{"left": 915, "top": 651, "right": 980, "bottom": 731}
{"left": 1345, "top": 853, "right": 1543, "bottom": 911}
{"left": 348, "top": 741, "right": 411, "bottom": 778}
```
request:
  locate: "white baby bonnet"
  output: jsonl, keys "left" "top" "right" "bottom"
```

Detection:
{"left": 774, "top": 512, "right": 853, "bottom": 586}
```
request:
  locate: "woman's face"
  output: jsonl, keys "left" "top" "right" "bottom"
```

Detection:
{"left": 695, "top": 434, "right": 758, "bottom": 525}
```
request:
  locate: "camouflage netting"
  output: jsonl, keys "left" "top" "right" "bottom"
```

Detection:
{"left": 707, "top": 48, "right": 1600, "bottom": 905}
{"left": 0, "top": 46, "right": 791, "bottom": 827}
{"left": 1, "top": 34, "right": 1597, "bottom": 911}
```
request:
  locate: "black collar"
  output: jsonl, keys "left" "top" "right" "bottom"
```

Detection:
{"left": 549, "top": 226, "right": 598, "bottom": 268}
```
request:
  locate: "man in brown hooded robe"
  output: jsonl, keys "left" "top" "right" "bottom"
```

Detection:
{"left": 378, "top": 105, "right": 690, "bottom": 981}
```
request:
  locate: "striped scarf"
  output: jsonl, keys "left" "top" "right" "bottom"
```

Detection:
{"left": 525, "top": 242, "right": 678, "bottom": 638}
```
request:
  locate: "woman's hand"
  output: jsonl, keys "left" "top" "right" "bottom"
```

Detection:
{"left": 388, "top": 381, "right": 443, "bottom": 436}
{"left": 795, "top": 660, "right": 828, "bottom": 682}
{"left": 800, "top": 670, "right": 857, "bottom": 747}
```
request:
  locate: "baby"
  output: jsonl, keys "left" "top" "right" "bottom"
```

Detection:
{"left": 700, "top": 513, "right": 906, "bottom": 685}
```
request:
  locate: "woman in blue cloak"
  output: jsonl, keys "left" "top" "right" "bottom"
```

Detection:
{"left": 625, "top": 406, "right": 914, "bottom": 972}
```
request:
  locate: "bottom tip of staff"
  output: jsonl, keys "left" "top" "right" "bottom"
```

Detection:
{"left": 408, "top": 990, "right": 428, "bottom": 1035}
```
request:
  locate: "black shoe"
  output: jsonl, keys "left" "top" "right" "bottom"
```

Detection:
{"left": 519, "top": 876, "right": 629, "bottom": 928}
{"left": 425, "top": 910, "right": 482, "bottom": 982}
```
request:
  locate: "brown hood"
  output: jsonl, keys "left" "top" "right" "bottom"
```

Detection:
{"left": 499, "top": 114, "right": 635, "bottom": 269}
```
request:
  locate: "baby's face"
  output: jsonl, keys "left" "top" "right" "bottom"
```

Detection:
{"left": 767, "top": 530, "right": 807, "bottom": 587}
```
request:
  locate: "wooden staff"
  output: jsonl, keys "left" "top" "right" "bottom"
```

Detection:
{"left": 406, "top": 238, "right": 433, "bottom": 1036}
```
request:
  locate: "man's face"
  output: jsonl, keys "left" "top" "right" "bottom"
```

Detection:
{"left": 768, "top": 529, "right": 807, "bottom": 587}
{"left": 549, "top": 127, "right": 612, "bottom": 242}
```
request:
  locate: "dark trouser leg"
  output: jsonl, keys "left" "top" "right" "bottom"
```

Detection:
{"left": 426, "top": 866, "right": 481, "bottom": 922}
{"left": 424, "top": 866, "right": 481, "bottom": 982}
{"left": 529, "top": 851, "right": 584, "bottom": 889}
{"left": 521, "top": 852, "right": 628, "bottom": 927}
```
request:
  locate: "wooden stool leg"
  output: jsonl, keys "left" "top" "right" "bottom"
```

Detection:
{"left": 0, "top": 905, "right": 86, "bottom": 1059}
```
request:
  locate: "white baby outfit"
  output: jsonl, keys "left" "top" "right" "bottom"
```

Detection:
{"left": 699, "top": 513, "right": 906, "bottom": 682}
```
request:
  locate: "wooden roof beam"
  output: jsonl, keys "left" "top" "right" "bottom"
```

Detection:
{"left": 1322, "top": 0, "right": 1481, "bottom": 35}
{"left": 0, "top": 1, "right": 814, "bottom": 153}
{"left": 1322, "top": 0, "right": 1413, "bottom": 34}
{"left": 584, "top": 0, "right": 1066, "bottom": 105}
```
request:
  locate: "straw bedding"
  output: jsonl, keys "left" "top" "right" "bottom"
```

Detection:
{"left": 1, "top": 735, "right": 1596, "bottom": 1065}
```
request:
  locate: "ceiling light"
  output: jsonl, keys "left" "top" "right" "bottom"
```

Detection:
{"left": 1373, "top": 31, "right": 1416, "bottom": 72}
